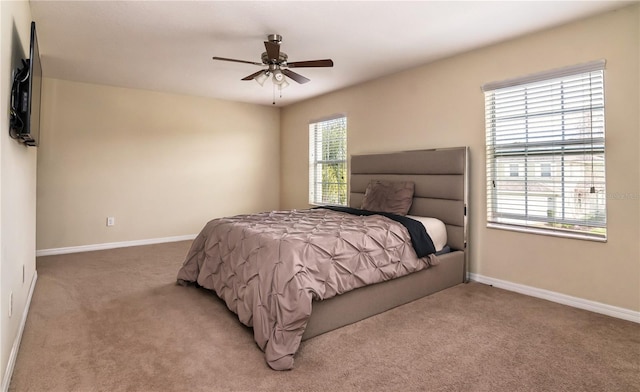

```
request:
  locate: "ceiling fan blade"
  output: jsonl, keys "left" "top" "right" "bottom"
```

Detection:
{"left": 282, "top": 69, "right": 310, "bottom": 84}
{"left": 241, "top": 70, "right": 266, "bottom": 81}
{"left": 264, "top": 41, "right": 280, "bottom": 62}
{"left": 212, "top": 56, "right": 262, "bottom": 66}
{"left": 287, "top": 59, "right": 334, "bottom": 68}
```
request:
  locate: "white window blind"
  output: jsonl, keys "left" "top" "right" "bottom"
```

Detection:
{"left": 484, "top": 60, "right": 606, "bottom": 240}
{"left": 309, "top": 116, "right": 347, "bottom": 205}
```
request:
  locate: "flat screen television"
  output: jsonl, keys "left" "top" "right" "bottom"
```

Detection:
{"left": 10, "top": 21, "right": 42, "bottom": 147}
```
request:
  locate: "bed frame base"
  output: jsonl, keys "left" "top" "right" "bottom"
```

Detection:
{"left": 302, "top": 250, "right": 464, "bottom": 340}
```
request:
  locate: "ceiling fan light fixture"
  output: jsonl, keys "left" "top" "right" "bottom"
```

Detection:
{"left": 279, "top": 78, "right": 290, "bottom": 90}
{"left": 272, "top": 69, "right": 286, "bottom": 85}
{"left": 254, "top": 70, "right": 269, "bottom": 86}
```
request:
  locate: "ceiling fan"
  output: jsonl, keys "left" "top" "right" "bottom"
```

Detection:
{"left": 212, "top": 34, "right": 334, "bottom": 88}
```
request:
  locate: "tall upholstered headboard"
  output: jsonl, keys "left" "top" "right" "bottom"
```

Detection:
{"left": 349, "top": 147, "right": 469, "bottom": 259}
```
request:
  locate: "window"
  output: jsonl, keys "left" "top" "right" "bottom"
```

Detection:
{"left": 483, "top": 60, "right": 606, "bottom": 241}
{"left": 540, "top": 163, "right": 552, "bottom": 177}
{"left": 309, "top": 115, "right": 347, "bottom": 205}
{"left": 509, "top": 163, "right": 519, "bottom": 177}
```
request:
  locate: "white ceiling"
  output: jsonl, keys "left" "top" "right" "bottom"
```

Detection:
{"left": 30, "top": 1, "right": 632, "bottom": 107}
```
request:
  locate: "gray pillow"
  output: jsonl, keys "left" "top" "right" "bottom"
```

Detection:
{"left": 361, "top": 180, "right": 415, "bottom": 216}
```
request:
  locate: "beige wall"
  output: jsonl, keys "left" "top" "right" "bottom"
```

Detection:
{"left": 37, "top": 79, "right": 280, "bottom": 250}
{"left": 281, "top": 5, "right": 640, "bottom": 311}
{"left": 1, "top": 0, "right": 37, "bottom": 387}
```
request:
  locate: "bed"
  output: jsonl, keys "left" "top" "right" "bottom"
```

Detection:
{"left": 177, "top": 147, "right": 469, "bottom": 370}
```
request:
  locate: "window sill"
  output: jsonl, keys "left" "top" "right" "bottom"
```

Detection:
{"left": 487, "top": 222, "right": 607, "bottom": 243}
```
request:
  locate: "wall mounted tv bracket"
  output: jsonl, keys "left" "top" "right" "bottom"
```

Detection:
{"left": 9, "top": 59, "right": 31, "bottom": 140}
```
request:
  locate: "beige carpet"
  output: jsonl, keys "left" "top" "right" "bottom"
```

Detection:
{"left": 9, "top": 241, "right": 640, "bottom": 392}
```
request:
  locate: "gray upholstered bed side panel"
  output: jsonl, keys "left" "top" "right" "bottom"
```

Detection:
{"left": 303, "top": 250, "right": 464, "bottom": 340}
{"left": 349, "top": 147, "right": 468, "bottom": 252}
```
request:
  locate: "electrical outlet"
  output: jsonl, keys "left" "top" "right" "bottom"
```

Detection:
{"left": 106, "top": 217, "right": 115, "bottom": 227}
{"left": 9, "top": 291, "right": 12, "bottom": 317}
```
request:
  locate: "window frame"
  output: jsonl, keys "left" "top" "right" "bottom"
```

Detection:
{"left": 483, "top": 60, "right": 607, "bottom": 242}
{"left": 308, "top": 115, "right": 348, "bottom": 206}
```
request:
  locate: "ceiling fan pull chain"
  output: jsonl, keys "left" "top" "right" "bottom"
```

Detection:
{"left": 272, "top": 83, "right": 276, "bottom": 105}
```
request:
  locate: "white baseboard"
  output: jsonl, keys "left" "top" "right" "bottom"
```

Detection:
{"left": 36, "top": 234, "right": 197, "bottom": 257}
{"left": 469, "top": 273, "right": 640, "bottom": 324}
{"left": 2, "top": 271, "right": 37, "bottom": 392}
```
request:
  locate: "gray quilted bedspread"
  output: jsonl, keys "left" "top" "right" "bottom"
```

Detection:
{"left": 176, "top": 208, "right": 437, "bottom": 370}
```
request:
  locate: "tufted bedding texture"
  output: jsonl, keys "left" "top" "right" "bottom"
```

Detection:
{"left": 176, "top": 208, "right": 438, "bottom": 370}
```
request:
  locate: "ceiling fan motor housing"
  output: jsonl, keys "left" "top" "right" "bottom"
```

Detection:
{"left": 262, "top": 52, "right": 288, "bottom": 66}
